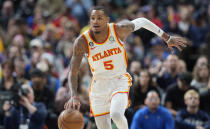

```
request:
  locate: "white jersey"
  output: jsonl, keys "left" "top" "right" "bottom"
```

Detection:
{"left": 82, "top": 23, "right": 128, "bottom": 78}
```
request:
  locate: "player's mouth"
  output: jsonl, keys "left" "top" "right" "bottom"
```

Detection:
{"left": 93, "top": 25, "right": 100, "bottom": 30}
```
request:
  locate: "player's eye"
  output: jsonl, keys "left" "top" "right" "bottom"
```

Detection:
{"left": 98, "top": 17, "right": 102, "bottom": 20}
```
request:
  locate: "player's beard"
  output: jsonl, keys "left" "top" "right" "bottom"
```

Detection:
{"left": 94, "top": 31, "right": 101, "bottom": 34}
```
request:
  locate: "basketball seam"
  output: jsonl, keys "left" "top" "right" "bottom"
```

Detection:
{"left": 59, "top": 110, "right": 83, "bottom": 129}
{"left": 61, "top": 111, "right": 71, "bottom": 129}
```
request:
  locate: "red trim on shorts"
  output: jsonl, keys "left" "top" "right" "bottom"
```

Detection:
{"left": 94, "top": 112, "right": 110, "bottom": 117}
{"left": 89, "top": 78, "right": 94, "bottom": 117}
{"left": 111, "top": 91, "right": 129, "bottom": 101}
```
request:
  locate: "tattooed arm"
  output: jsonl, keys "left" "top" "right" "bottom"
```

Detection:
{"left": 115, "top": 17, "right": 190, "bottom": 53}
{"left": 64, "top": 35, "right": 88, "bottom": 110}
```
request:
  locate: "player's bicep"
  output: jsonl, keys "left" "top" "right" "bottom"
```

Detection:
{"left": 70, "top": 38, "right": 87, "bottom": 74}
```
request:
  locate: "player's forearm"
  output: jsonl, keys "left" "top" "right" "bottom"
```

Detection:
{"left": 68, "top": 70, "right": 79, "bottom": 97}
{"left": 131, "top": 18, "right": 170, "bottom": 42}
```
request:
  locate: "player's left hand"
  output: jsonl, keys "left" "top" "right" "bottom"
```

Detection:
{"left": 166, "top": 36, "right": 191, "bottom": 54}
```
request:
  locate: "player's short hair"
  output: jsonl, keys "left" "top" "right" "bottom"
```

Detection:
{"left": 90, "top": 6, "right": 109, "bottom": 17}
{"left": 184, "top": 89, "right": 199, "bottom": 100}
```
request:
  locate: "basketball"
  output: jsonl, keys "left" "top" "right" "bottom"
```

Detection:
{"left": 58, "top": 109, "right": 84, "bottom": 129}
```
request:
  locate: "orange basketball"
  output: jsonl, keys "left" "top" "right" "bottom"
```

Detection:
{"left": 58, "top": 109, "right": 84, "bottom": 129}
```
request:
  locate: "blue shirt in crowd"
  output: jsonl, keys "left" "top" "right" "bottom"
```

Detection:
{"left": 4, "top": 102, "right": 47, "bottom": 129}
{"left": 131, "top": 106, "right": 174, "bottom": 129}
{"left": 176, "top": 109, "right": 210, "bottom": 129}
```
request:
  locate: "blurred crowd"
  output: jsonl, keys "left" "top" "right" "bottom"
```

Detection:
{"left": 0, "top": 0, "right": 209, "bottom": 129}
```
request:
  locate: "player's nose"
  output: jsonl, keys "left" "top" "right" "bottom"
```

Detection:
{"left": 93, "top": 19, "right": 99, "bottom": 24}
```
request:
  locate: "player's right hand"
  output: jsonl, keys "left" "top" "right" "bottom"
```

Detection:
{"left": 64, "top": 96, "right": 81, "bottom": 110}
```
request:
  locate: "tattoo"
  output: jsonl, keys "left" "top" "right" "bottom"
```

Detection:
{"left": 118, "top": 20, "right": 135, "bottom": 32}
{"left": 115, "top": 20, "right": 135, "bottom": 40}
{"left": 68, "top": 36, "right": 87, "bottom": 96}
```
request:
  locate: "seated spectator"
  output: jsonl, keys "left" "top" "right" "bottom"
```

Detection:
{"left": 55, "top": 78, "right": 70, "bottom": 114}
{"left": 3, "top": 84, "right": 47, "bottom": 129}
{"left": 200, "top": 77, "right": 210, "bottom": 115}
{"left": 191, "top": 64, "right": 209, "bottom": 94}
{"left": 31, "top": 69, "right": 58, "bottom": 129}
{"left": 36, "top": 59, "right": 61, "bottom": 94}
{"left": 144, "top": 36, "right": 168, "bottom": 68}
{"left": 130, "top": 69, "right": 160, "bottom": 112}
{"left": 165, "top": 72, "right": 196, "bottom": 117}
{"left": 0, "top": 60, "right": 20, "bottom": 126}
{"left": 14, "top": 57, "right": 29, "bottom": 85}
{"left": 176, "top": 59, "right": 187, "bottom": 74}
{"left": 194, "top": 55, "right": 209, "bottom": 67}
{"left": 0, "top": 60, "right": 19, "bottom": 91}
{"left": 129, "top": 60, "right": 142, "bottom": 86}
{"left": 157, "top": 54, "right": 179, "bottom": 90}
{"left": 176, "top": 89, "right": 210, "bottom": 129}
{"left": 131, "top": 90, "right": 174, "bottom": 129}
{"left": 126, "top": 69, "right": 161, "bottom": 126}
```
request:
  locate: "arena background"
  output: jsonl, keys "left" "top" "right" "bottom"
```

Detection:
{"left": 0, "top": 0, "right": 209, "bottom": 129}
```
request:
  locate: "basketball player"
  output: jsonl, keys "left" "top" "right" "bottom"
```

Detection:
{"left": 64, "top": 6, "right": 189, "bottom": 129}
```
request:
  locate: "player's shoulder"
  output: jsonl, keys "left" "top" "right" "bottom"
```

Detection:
{"left": 74, "top": 34, "right": 87, "bottom": 46}
{"left": 115, "top": 20, "right": 133, "bottom": 28}
{"left": 73, "top": 34, "right": 88, "bottom": 53}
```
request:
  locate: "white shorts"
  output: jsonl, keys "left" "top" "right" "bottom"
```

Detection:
{"left": 89, "top": 72, "right": 132, "bottom": 117}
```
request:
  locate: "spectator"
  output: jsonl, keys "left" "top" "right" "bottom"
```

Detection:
{"left": 39, "top": 53, "right": 61, "bottom": 94}
{"left": 65, "top": 0, "right": 92, "bottom": 27}
{"left": 191, "top": 64, "right": 209, "bottom": 94}
{"left": 3, "top": 84, "right": 47, "bottom": 129}
{"left": 8, "top": 45, "right": 21, "bottom": 60}
{"left": 126, "top": 69, "right": 160, "bottom": 127}
{"left": 129, "top": 60, "right": 142, "bottom": 86}
{"left": 194, "top": 55, "right": 209, "bottom": 68}
{"left": 144, "top": 36, "right": 169, "bottom": 68}
{"left": 0, "top": 60, "right": 19, "bottom": 91}
{"left": 130, "top": 69, "right": 160, "bottom": 112}
{"left": 14, "top": 57, "right": 29, "bottom": 85}
{"left": 165, "top": 72, "right": 196, "bottom": 117}
{"left": 0, "top": 0, "right": 14, "bottom": 32}
{"left": 55, "top": 78, "right": 70, "bottom": 114}
{"left": 36, "top": 0, "right": 64, "bottom": 18}
{"left": 131, "top": 90, "right": 174, "bottom": 129}
{"left": 26, "top": 51, "right": 41, "bottom": 75}
{"left": 0, "top": 60, "right": 20, "bottom": 125}
{"left": 177, "top": 59, "right": 187, "bottom": 74}
{"left": 200, "top": 77, "right": 210, "bottom": 115}
{"left": 56, "top": 23, "right": 76, "bottom": 69}
{"left": 30, "top": 38, "right": 43, "bottom": 54}
{"left": 157, "top": 54, "right": 179, "bottom": 90}
{"left": 31, "top": 69, "right": 58, "bottom": 129}
{"left": 177, "top": 5, "right": 200, "bottom": 47}
{"left": 176, "top": 89, "right": 210, "bottom": 129}
{"left": 164, "top": 5, "right": 180, "bottom": 34}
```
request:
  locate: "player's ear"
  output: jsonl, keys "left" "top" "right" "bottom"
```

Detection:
{"left": 106, "top": 16, "right": 110, "bottom": 23}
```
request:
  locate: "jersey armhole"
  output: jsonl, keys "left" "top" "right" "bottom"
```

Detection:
{"left": 112, "top": 23, "right": 124, "bottom": 47}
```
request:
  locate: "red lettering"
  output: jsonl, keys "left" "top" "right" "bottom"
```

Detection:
{"left": 92, "top": 47, "right": 122, "bottom": 61}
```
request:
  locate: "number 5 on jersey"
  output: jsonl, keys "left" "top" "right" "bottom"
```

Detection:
{"left": 103, "top": 60, "right": 114, "bottom": 70}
